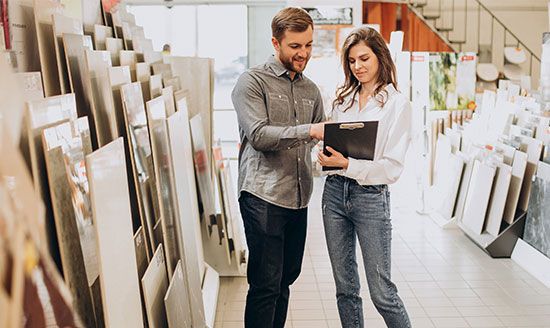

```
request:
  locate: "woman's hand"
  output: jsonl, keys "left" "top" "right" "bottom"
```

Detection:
{"left": 317, "top": 146, "right": 349, "bottom": 169}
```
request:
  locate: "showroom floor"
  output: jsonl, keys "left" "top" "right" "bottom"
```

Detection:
{"left": 214, "top": 152, "right": 550, "bottom": 328}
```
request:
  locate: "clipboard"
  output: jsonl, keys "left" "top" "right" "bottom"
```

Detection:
{"left": 322, "top": 121, "right": 378, "bottom": 171}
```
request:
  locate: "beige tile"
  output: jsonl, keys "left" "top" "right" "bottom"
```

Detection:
{"left": 430, "top": 317, "right": 469, "bottom": 327}
{"left": 292, "top": 320, "right": 328, "bottom": 328}
{"left": 291, "top": 309, "right": 325, "bottom": 321}
{"left": 464, "top": 316, "right": 504, "bottom": 327}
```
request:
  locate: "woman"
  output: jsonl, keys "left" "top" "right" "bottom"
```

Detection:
{"left": 317, "top": 27, "right": 412, "bottom": 328}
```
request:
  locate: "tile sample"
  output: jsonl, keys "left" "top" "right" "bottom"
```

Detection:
{"left": 518, "top": 137, "right": 544, "bottom": 212}
{"left": 86, "top": 138, "right": 144, "bottom": 327}
{"left": 146, "top": 96, "right": 179, "bottom": 277}
{"left": 26, "top": 94, "right": 78, "bottom": 266}
{"left": 16, "top": 72, "right": 44, "bottom": 101}
{"left": 163, "top": 76, "right": 181, "bottom": 92}
{"left": 52, "top": 13, "right": 82, "bottom": 94}
{"left": 121, "top": 82, "right": 157, "bottom": 256}
{"left": 107, "top": 66, "right": 132, "bottom": 138}
{"left": 523, "top": 161, "right": 550, "bottom": 259}
{"left": 461, "top": 160, "right": 496, "bottom": 234}
{"left": 42, "top": 118, "right": 98, "bottom": 328}
{"left": 484, "top": 163, "right": 512, "bottom": 236}
{"left": 189, "top": 114, "right": 217, "bottom": 237}
{"left": 120, "top": 50, "right": 137, "bottom": 81}
{"left": 161, "top": 86, "right": 175, "bottom": 116}
{"left": 167, "top": 100, "right": 207, "bottom": 327}
{"left": 136, "top": 62, "right": 152, "bottom": 103}
{"left": 167, "top": 56, "right": 214, "bottom": 164}
{"left": 150, "top": 74, "right": 162, "bottom": 99}
{"left": 85, "top": 49, "right": 119, "bottom": 147}
{"left": 134, "top": 226, "right": 150, "bottom": 326}
{"left": 33, "top": 0, "right": 64, "bottom": 96}
{"left": 142, "top": 245, "right": 169, "bottom": 328}
{"left": 62, "top": 33, "right": 97, "bottom": 146}
{"left": 164, "top": 261, "right": 192, "bottom": 328}
{"left": 503, "top": 151, "right": 528, "bottom": 223}
{"left": 105, "top": 37, "right": 123, "bottom": 66}
{"left": 93, "top": 24, "right": 113, "bottom": 51}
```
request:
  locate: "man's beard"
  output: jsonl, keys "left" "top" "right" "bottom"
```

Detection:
{"left": 280, "top": 52, "right": 309, "bottom": 74}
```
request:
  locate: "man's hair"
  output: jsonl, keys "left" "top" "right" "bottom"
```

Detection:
{"left": 271, "top": 7, "right": 314, "bottom": 42}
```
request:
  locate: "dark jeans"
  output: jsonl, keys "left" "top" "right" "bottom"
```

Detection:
{"left": 239, "top": 191, "right": 308, "bottom": 328}
{"left": 322, "top": 175, "right": 411, "bottom": 328}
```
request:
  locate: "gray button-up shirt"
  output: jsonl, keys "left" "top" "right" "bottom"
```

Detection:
{"left": 231, "top": 55, "right": 325, "bottom": 209}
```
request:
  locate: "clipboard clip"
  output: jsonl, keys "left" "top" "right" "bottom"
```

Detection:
{"left": 339, "top": 123, "right": 364, "bottom": 130}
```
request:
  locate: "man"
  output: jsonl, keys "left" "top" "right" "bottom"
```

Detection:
{"left": 231, "top": 7, "right": 325, "bottom": 328}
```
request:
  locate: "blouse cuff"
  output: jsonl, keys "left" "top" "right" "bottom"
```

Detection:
{"left": 344, "top": 157, "right": 367, "bottom": 180}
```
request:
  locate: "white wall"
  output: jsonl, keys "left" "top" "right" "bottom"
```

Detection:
{"left": 248, "top": 5, "right": 284, "bottom": 67}
{"left": 286, "top": 0, "right": 362, "bottom": 27}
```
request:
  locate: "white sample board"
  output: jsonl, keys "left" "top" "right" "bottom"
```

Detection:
{"left": 52, "top": 13, "right": 83, "bottom": 94}
{"left": 142, "top": 245, "right": 169, "bottom": 328}
{"left": 454, "top": 153, "right": 475, "bottom": 221}
{"left": 503, "top": 150, "right": 528, "bottom": 223}
{"left": 62, "top": 33, "right": 94, "bottom": 118}
{"left": 461, "top": 160, "right": 496, "bottom": 234}
{"left": 189, "top": 114, "right": 218, "bottom": 237}
{"left": 146, "top": 96, "right": 179, "bottom": 277}
{"left": 85, "top": 49, "right": 119, "bottom": 147}
{"left": 120, "top": 50, "right": 137, "bottom": 81}
{"left": 167, "top": 101, "right": 207, "bottom": 328}
{"left": 517, "top": 137, "right": 544, "bottom": 212}
{"left": 33, "top": 0, "right": 64, "bottom": 96}
{"left": 485, "top": 163, "right": 512, "bottom": 236}
{"left": 93, "top": 24, "right": 113, "bottom": 51}
{"left": 150, "top": 74, "right": 163, "bottom": 99}
{"left": 106, "top": 37, "right": 124, "bottom": 66}
{"left": 121, "top": 82, "right": 157, "bottom": 256}
{"left": 167, "top": 56, "right": 214, "bottom": 164}
{"left": 107, "top": 66, "right": 132, "bottom": 137}
{"left": 411, "top": 52, "right": 430, "bottom": 110}
{"left": 42, "top": 118, "right": 99, "bottom": 328}
{"left": 136, "top": 62, "right": 152, "bottom": 104}
{"left": 86, "top": 138, "right": 144, "bottom": 328}
{"left": 436, "top": 153, "right": 465, "bottom": 221}
{"left": 161, "top": 86, "right": 176, "bottom": 116}
{"left": 16, "top": 72, "right": 44, "bottom": 101}
{"left": 164, "top": 260, "right": 192, "bottom": 328}
{"left": 395, "top": 51, "right": 410, "bottom": 100}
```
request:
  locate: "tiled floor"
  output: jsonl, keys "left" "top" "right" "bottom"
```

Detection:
{"left": 214, "top": 155, "right": 550, "bottom": 327}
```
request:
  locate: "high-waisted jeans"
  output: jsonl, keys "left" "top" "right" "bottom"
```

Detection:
{"left": 322, "top": 174, "right": 411, "bottom": 328}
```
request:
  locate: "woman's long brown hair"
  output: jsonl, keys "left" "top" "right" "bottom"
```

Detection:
{"left": 333, "top": 27, "right": 397, "bottom": 112}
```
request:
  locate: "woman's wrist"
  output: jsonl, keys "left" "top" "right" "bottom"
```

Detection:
{"left": 342, "top": 158, "right": 349, "bottom": 170}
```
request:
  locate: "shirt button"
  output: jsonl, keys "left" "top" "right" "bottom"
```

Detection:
{"left": 287, "top": 147, "right": 291, "bottom": 150}
{"left": 294, "top": 100, "right": 297, "bottom": 104}
{"left": 298, "top": 158, "right": 301, "bottom": 162}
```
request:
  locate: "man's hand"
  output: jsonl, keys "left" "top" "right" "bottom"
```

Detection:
{"left": 317, "top": 146, "right": 349, "bottom": 169}
{"left": 309, "top": 122, "right": 326, "bottom": 140}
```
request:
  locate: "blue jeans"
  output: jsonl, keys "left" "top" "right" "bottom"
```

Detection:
{"left": 322, "top": 175, "right": 411, "bottom": 328}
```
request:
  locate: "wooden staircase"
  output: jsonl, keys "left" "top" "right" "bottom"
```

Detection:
{"left": 362, "top": 0, "right": 541, "bottom": 83}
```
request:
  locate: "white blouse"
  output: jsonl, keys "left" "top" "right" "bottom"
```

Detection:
{"left": 330, "top": 84, "right": 412, "bottom": 185}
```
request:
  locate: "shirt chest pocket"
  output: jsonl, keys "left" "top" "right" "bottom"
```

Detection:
{"left": 301, "top": 98, "right": 314, "bottom": 123}
{"left": 268, "top": 93, "right": 290, "bottom": 125}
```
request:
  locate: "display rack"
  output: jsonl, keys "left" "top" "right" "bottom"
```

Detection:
{"left": 459, "top": 210, "right": 527, "bottom": 258}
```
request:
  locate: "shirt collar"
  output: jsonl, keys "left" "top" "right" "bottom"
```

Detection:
{"left": 267, "top": 55, "right": 303, "bottom": 80}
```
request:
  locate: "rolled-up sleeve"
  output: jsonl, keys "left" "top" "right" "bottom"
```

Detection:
{"left": 343, "top": 99, "right": 412, "bottom": 185}
{"left": 231, "top": 72, "right": 313, "bottom": 152}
